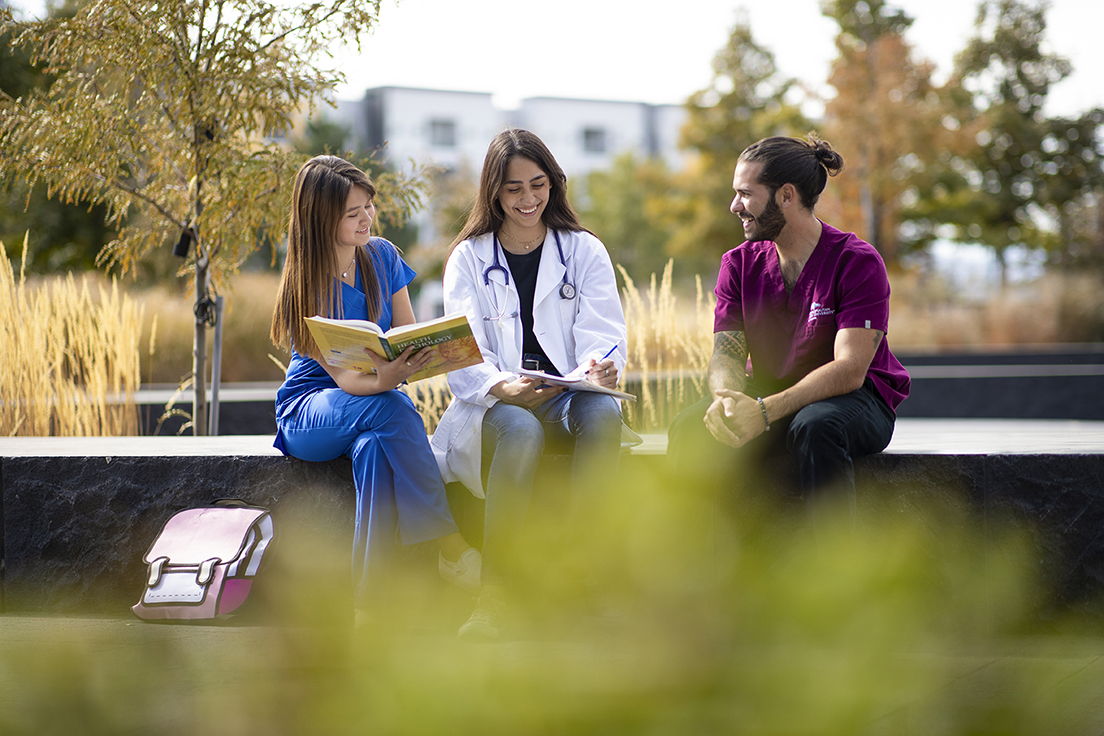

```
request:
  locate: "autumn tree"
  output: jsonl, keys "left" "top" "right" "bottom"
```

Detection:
{"left": 821, "top": 0, "right": 950, "bottom": 266}
{"left": 0, "top": 0, "right": 424, "bottom": 434}
{"left": 672, "top": 17, "right": 809, "bottom": 274}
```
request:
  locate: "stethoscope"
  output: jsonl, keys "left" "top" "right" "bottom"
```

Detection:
{"left": 483, "top": 229, "right": 576, "bottom": 301}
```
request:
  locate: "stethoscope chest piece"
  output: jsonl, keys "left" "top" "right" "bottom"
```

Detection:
{"left": 486, "top": 230, "right": 576, "bottom": 301}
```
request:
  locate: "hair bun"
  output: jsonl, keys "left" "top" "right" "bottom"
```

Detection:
{"left": 810, "top": 138, "right": 844, "bottom": 176}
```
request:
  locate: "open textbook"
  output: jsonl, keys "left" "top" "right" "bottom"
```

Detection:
{"left": 305, "top": 313, "right": 482, "bottom": 383}
{"left": 517, "top": 368, "right": 637, "bottom": 401}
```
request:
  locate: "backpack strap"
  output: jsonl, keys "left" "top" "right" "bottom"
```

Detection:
{"left": 147, "top": 556, "right": 169, "bottom": 587}
{"left": 197, "top": 557, "right": 221, "bottom": 586}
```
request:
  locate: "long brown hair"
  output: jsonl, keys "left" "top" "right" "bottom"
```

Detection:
{"left": 450, "top": 129, "right": 589, "bottom": 253}
{"left": 271, "top": 155, "right": 382, "bottom": 358}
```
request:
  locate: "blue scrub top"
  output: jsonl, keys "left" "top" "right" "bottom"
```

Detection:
{"left": 275, "top": 237, "right": 416, "bottom": 424}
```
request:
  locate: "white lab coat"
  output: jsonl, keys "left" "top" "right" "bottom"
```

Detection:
{"left": 430, "top": 229, "right": 627, "bottom": 498}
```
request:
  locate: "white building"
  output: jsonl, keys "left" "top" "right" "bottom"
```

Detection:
{"left": 513, "top": 96, "right": 687, "bottom": 179}
{"left": 334, "top": 85, "right": 687, "bottom": 193}
{"left": 339, "top": 87, "right": 504, "bottom": 178}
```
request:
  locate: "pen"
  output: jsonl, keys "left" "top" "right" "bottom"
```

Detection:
{"left": 585, "top": 345, "right": 618, "bottom": 374}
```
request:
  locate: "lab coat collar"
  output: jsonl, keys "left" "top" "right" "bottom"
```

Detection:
{"left": 533, "top": 230, "right": 568, "bottom": 307}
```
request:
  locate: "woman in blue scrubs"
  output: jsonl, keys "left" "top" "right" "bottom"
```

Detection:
{"left": 270, "top": 155, "right": 479, "bottom": 619}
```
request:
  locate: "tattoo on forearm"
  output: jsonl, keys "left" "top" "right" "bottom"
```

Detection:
{"left": 873, "top": 330, "right": 884, "bottom": 349}
{"left": 709, "top": 330, "right": 748, "bottom": 392}
{"left": 714, "top": 330, "right": 748, "bottom": 362}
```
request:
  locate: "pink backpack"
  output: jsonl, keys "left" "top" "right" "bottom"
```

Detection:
{"left": 132, "top": 504, "right": 275, "bottom": 621}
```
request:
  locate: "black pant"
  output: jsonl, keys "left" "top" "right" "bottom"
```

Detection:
{"left": 667, "top": 379, "right": 895, "bottom": 514}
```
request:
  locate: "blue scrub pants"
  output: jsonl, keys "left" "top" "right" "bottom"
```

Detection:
{"left": 276, "top": 388, "right": 458, "bottom": 606}
{"left": 479, "top": 391, "right": 622, "bottom": 588}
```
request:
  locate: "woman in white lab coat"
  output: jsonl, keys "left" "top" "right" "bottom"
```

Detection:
{"left": 431, "top": 129, "right": 627, "bottom": 640}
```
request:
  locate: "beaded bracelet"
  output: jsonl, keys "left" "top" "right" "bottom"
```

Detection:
{"left": 756, "top": 397, "right": 771, "bottom": 432}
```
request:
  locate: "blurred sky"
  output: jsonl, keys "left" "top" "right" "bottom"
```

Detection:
{"left": 9, "top": 0, "right": 1101, "bottom": 118}
{"left": 324, "top": 0, "right": 1103, "bottom": 118}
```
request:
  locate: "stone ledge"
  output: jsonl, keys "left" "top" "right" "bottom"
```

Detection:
{"left": 4, "top": 423, "right": 1104, "bottom": 617}
{"left": 6, "top": 418, "right": 1104, "bottom": 456}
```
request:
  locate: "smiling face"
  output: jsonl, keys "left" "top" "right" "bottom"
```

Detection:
{"left": 730, "top": 161, "right": 787, "bottom": 243}
{"left": 497, "top": 156, "right": 549, "bottom": 234}
{"left": 336, "top": 185, "right": 376, "bottom": 250}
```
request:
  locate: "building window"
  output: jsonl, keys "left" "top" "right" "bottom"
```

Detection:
{"left": 429, "top": 119, "right": 457, "bottom": 148}
{"left": 582, "top": 127, "right": 607, "bottom": 154}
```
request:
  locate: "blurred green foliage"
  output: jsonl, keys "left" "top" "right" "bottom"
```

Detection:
{"left": 0, "top": 0, "right": 116, "bottom": 274}
{"left": 2, "top": 462, "right": 1103, "bottom": 735}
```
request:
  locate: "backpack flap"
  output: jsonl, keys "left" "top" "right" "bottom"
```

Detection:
{"left": 144, "top": 507, "right": 268, "bottom": 566}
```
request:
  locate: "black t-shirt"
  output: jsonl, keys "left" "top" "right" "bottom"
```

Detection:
{"left": 503, "top": 243, "right": 554, "bottom": 372}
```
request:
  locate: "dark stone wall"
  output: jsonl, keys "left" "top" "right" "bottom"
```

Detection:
{"left": 3, "top": 451, "right": 1104, "bottom": 621}
{"left": 858, "top": 453, "right": 1104, "bottom": 619}
{"left": 897, "top": 375, "right": 1104, "bottom": 420}
{"left": 895, "top": 347, "right": 1104, "bottom": 420}
{"left": 2, "top": 455, "right": 358, "bottom": 614}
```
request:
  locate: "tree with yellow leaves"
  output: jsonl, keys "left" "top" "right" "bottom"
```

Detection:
{"left": 0, "top": 0, "right": 424, "bottom": 434}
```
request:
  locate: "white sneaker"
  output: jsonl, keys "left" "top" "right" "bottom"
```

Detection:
{"left": 438, "top": 548, "right": 481, "bottom": 592}
{"left": 458, "top": 592, "right": 505, "bottom": 640}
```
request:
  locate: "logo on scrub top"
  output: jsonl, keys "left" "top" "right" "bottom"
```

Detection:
{"left": 808, "top": 302, "right": 835, "bottom": 323}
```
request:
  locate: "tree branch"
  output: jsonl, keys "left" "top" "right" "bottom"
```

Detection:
{"left": 102, "top": 172, "right": 185, "bottom": 229}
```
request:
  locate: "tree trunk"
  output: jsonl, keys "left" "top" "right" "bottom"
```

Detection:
{"left": 860, "top": 181, "right": 877, "bottom": 249}
{"left": 192, "top": 254, "right": 208, "bottom": 436}
{"left": 858, "top": 37, "right": 881, "bottom": 258}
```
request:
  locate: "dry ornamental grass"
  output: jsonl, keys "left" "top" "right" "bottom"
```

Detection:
{"left": 1, "top": 238, "right": 143, "bottom": 436}
{"left": 7, "top": 247, "right": 1103, "bottom": 437}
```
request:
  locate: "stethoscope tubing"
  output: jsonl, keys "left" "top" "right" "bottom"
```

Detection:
{"left": 483, "top": 230, "right": 575, "bottom": 300}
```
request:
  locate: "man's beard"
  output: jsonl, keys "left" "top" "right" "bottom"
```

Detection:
{"left": 744, "top": 195, "right": 786, "bottom": 242}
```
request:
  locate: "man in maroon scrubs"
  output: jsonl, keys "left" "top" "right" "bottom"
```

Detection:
{"left": 668, "top": 135, "right": 910, "bottom": 515}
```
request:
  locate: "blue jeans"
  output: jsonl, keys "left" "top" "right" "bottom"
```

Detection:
{"left": 480, "top": 391, "right": 622, "bottom": 587}
{"left": 275, "top": 388, "right": 458, "bottom": 607}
